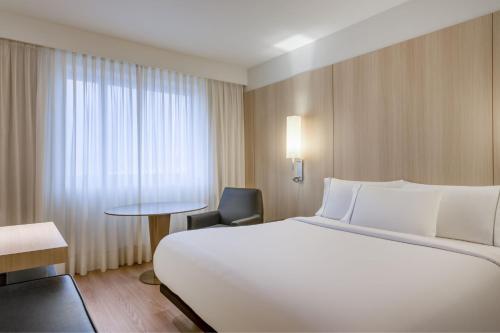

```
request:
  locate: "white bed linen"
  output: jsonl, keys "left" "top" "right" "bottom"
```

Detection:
{"left": 153, "top": 216, "right": 500, "bottom": 332}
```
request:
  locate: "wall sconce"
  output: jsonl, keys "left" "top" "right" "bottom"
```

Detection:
{"left": 286, "top": 115, "right": 303, "bottom": 183}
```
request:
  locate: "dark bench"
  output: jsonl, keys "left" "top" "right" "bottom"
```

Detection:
{"left": 0, "top": 275, "right": 96, "bottom": 332}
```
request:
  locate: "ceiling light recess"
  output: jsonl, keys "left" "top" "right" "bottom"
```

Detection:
{"left": 274, "top": 34, "right": 314, "bottom": 52}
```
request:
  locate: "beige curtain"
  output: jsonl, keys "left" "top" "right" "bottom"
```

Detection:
{"left": 207, "top": 80, "right": 245, "bottom": 203}
{"left": 0, "top": 39, "right": 43, "bottom": 226}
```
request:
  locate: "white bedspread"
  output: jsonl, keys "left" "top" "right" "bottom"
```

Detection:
{"left": 153, "top": 217, "right": 500, "bottom": 332}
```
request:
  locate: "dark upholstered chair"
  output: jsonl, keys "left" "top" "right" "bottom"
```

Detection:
{"left": 187, "top": 187, "right": 263, "bottom": 230}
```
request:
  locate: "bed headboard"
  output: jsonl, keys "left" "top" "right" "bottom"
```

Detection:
{"left": 244, "top": 13, "right": 498, "bottom": 222}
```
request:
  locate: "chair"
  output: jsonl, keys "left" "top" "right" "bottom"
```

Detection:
{"left": 187, "top": 187, "right": 263, "bottom": 230}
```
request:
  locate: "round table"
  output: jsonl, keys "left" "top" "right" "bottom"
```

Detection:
{"left": 105, "top": 202, "right": 207, "bottom": 285}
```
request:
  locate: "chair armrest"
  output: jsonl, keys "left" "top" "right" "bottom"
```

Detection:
{"left": 187, "top": 211, "right": 221, "bottom": 230}
{"left": 229, "top": 214, "right": 262, "bottom": 227}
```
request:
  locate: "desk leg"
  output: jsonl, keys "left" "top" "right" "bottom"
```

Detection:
{"left": 140, "top": 214, "right": 171, "bottom": 285}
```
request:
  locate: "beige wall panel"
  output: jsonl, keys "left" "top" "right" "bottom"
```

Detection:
{"left": 245, "top": 14, "right": 493, "bottom": 221}
{"left": 334, "top": 15, "right": 493, "bottom": 185}
{"left": 243, "top": 90, "right": 255, "bottom": 187}
{"left": 246, "top": 66, "right": 334, "bottom": 221}
{"left": 252, "top": 83, "right": 279, "bottom": 220}
{"left": 494, "top": 11, "right": 500, "bottom": 184}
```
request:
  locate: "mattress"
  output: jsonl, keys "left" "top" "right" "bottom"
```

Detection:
{"left": 153, "top": 216, "right": 500, "bottom": 332}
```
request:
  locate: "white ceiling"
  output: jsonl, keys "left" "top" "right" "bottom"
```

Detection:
{"left": 0, "top": 0, "right": 408, "bottom": 67}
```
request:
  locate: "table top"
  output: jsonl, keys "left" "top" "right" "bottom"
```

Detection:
{"left": 104, "top": 202, "right": 207, "bottom": 217}
{"left": 0, "top": 222, "right": 68, "bottom": 273}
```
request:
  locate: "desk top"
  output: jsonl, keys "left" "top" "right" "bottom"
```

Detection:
{"left": 0, "top": 222, "right": 68, "bottom": 273}
{"left": 104, "top": 202, "right": 207, "bottom": 217}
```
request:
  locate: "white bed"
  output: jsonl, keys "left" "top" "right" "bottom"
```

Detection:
{"left": 154, "top": 216, "right": 500, "bottom": 332}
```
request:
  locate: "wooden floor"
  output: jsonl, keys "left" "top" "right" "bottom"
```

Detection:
{"left": 75, "top": 263, "right": 200, "bottom": 333}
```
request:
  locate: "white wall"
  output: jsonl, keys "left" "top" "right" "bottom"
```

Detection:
{"left": 247, "top": 0, "right": 500, "bottom": 91}
{"left": 0, "top": 10, "right": 247, "bottom": 85}
{"left": 5, "top": 0, "right": 500, "bottom": 89}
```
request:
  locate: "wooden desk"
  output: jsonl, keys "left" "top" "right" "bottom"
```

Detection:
{"left": 0, "top": 222, "right": 68, "bottom": 274}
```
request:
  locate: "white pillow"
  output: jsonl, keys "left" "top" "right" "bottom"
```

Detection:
{"left": 340, "top": 184, "right": 362, "bottom": 223}
{"left": 349, "top": 186, "right": 442, "bottom": 237}
{"left": 403, "top": 182, "right": 500, "bottom": 245}
{"left": 316, "top": 178, "right": 331, "bottom": 216}
{"left": 496, "top": 207, "right": 500, "bottom": 247}
{"left": 315, "top": 178, "right": 404, "bottom": 220}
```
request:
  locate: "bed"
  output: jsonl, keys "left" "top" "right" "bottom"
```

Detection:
{"left": 153, "top": 180, "right": 500, "bottom": 332}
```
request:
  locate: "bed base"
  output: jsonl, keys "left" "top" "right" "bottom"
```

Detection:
{"left": 160, "top": 283, "right": 216, "bottom": 333}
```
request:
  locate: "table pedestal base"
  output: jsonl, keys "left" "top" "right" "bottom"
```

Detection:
{"left": 140, "top": 214, "right": 171, "bottom": 285}
{"left": 105, "top": 203, "right": 207, "bottom": 285}
{"left": 139, "top": 269, "right": 161, "bottom": 285}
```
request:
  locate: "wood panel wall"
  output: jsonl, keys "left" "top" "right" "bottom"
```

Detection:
{"left": 334, "top": 14, "right": 492, "bottom": 184}
{"left": 244, "top": 67, "right": 333, "bottom": 221}
{"left": 494, "top": 12, "right": 500, "bottom": 185}
{"left": 245, "top": 14, "right": 496, "bottom": 221}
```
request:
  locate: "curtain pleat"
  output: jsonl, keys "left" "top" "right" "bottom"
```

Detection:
{"left": 0, "top": 39, "right": 41, "bottom": 226}
{"left": 207, "top": 80, "right": 245, "bottom": 201}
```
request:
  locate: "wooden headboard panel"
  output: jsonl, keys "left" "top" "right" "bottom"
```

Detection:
{"left": 244, "top": 13, "right": 497, "bottom": 222}
{"left": 333, "top": 15, "right": 492, "bottom": 185}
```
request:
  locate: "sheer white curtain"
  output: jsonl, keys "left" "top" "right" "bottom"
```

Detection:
{"left": 37, "top": 48, "right": 244, "bottom": 275}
